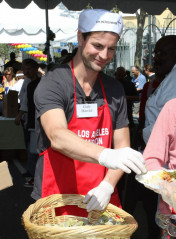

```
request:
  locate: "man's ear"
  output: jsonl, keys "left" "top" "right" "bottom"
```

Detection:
{"left": 77, "top": 30, "right": 84, "bottom": 47}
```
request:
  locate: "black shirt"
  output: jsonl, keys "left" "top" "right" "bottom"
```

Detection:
{"left": 34, "top": 64, "right": 129, "bottom": 153}
{"left": 27, "top": 77, "right": 40, "bottom": 129}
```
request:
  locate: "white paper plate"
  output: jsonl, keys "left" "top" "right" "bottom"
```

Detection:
{"left": 135, "top": 169, "right": 176, "bottom": 190}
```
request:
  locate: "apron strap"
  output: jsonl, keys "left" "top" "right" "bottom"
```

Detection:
{"left": 71, "top": 59, "right": 77, "bottom": 111}
{"left": 71, "top": 59, "right": 107, "bottom": 106}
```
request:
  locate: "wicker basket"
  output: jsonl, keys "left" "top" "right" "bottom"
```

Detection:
{"left": 22, "top": 194, "right": 138, "bottom": 239}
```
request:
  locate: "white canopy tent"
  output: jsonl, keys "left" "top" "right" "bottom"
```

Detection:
{"left": 0, "top": 1, "right": 137, "bottom": 44}
{"left": 0, "top": 0, "right": 175, "bottom": 61}
{"left": 0, "top": 0, "right": 175, "bottom": 65}
{"left": 0, "top": 1, "right": 80, "bottom": 44}
{"left": 0, "top": 0, "right": 176, "bottom": 15}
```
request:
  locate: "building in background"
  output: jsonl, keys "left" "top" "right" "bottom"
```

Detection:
{"left": 113, "top": 8, "right": 176, "bottom": 72}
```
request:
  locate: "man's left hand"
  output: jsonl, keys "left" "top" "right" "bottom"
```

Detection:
{"left": 83, "top": 180, "right": 114, "bottom": 212}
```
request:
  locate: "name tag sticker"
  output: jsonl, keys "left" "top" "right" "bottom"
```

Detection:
{"left": 76, "top": 103, "right": 98, "bottom": 118}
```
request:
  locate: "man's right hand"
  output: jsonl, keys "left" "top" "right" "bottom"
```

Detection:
{"left": 98, "top": 147, "right": 147, "bottom": 175}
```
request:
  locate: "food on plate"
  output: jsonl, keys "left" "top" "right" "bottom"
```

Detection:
{"left": 149, "top": 171, "right": 176, "bottom": 183}
{"left": 135, "top": 170, "right": 176, "bottom": 190}
{"left": 160, "top": 171, "right": 176, "bottom": 181}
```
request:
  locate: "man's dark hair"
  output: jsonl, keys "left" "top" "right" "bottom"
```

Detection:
{"left": 144, "top": 64, "right": 154, "bottom": 72}
{"left": 22, "top": 58, "right": 38, "bottom": 69}
{"left": 82, "top": 32, "right": 92, "bottom": 40}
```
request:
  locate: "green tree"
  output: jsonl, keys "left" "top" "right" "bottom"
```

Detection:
{"left": 0, "top": 44, "right": 20, "bottom": 62}
{"left": 134, "top": 9, "right": 147, "bottom": 67}
{"left": 111, "top": 6, "right": 120, "bottom": 13}
{"left": 85, "top": 3, "right": 93, "bottom": 9}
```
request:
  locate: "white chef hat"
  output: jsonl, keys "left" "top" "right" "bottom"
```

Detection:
{"left": 78, "top": 9, "right": 124, "bottom": 37}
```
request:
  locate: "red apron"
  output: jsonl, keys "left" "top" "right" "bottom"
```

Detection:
{"left": 40, "top": 60, "right": 121, "bottom": 216}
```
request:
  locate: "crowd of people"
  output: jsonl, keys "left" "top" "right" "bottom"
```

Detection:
{"left": 0, "top": 53, "right": 47, "bottom": 188}
{"left": 1, "top": 8, "right": 176, "bottom": 239}
{"left": 115, "top": 35, "right": 176, "bottom": 238}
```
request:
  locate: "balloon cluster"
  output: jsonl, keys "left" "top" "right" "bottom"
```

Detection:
{"left": 8, "top": 43, "right": 47, "bottom": 63}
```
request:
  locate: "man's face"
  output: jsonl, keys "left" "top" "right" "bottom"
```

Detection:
{"left": 153, "top": 37, "right": 176, "bottom": 78}
{"left": 22, "top": 64, "right": 38, "bottom": 80}
{"left": 78, "top": 31, "right": 119, "bottom": 72}
{"left": 131, "top": 67, "right": 139, "bottom": 78}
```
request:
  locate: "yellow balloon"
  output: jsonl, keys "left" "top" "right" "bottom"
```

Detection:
{"left": 43, "top": 58, "right": 47, "bottom": 62}
{"left": 37, "top": 57, "right": 40, "bottom": 60}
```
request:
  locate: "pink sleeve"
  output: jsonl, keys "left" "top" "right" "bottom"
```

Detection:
{"left": 143, "top": 102, "right": 171, "bottom": 170}
{"left": 158, "top": 199, "right": 172, "bottom": 215}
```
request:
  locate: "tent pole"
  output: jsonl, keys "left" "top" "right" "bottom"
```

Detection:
{"left": 45, "top": 0, "right": 50, "bottom": 65}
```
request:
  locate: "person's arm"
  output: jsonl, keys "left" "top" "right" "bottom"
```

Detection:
{"left": 14, "top": 81, "right": 29, "bottom": 125}
{"left": 14, "top": 86, "right": 28, "bottom": 125}
{"left": 41, "top": 108, "right": 146, "bottom": 173}
{"left": 138, "top": 83, "right": 149, "bottom": 123}
{"left": 83, "top": 127, "right": 131, "bottom": 211}
{"left": 41, "top": 108, "right": 104, "bottom": 163}
{"left": 143, "top": 100, "right": 173, "bottom": 170}
{"left": 104, "top": 126, "right": 130, "bottom": 187}
{"left": 38, "top": 67, "right": 45, "bottom": 76}
{"left": 14, "top": 110, "right": 25, "bottom": 125}
{"left": 41, "top": 107, "right": 146, "bottom": 212}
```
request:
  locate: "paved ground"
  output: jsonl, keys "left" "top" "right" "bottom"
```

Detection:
{"left": 0, "top": 150, "right": 34, "bottom": 239}
{"left": 0, "top": 149, "right": 159, "bottom": 239}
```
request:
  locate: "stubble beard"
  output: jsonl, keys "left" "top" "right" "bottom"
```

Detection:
{"left": 82, "top": 54, "right": 109, "bottom": 73}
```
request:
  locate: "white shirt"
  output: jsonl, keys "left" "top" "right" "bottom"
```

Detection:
{"left": 11, "top": 79, "right": 24, "bottom": 103}
{"left": 143, "top": 64, "right": 176, "bottom": 144}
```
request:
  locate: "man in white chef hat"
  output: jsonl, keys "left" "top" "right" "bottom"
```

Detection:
{"left": 32, "top": 9, "right": 146, "bottom": 214}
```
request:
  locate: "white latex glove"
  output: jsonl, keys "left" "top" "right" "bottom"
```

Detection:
{"left": 98, "top": 147, "right": 147, "bottom": 175}
{"left": 159, "top": 181, "right": 176, "bottom": 211}
{"left": 83, "top": 180, "right": 114, "bottom": 212}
